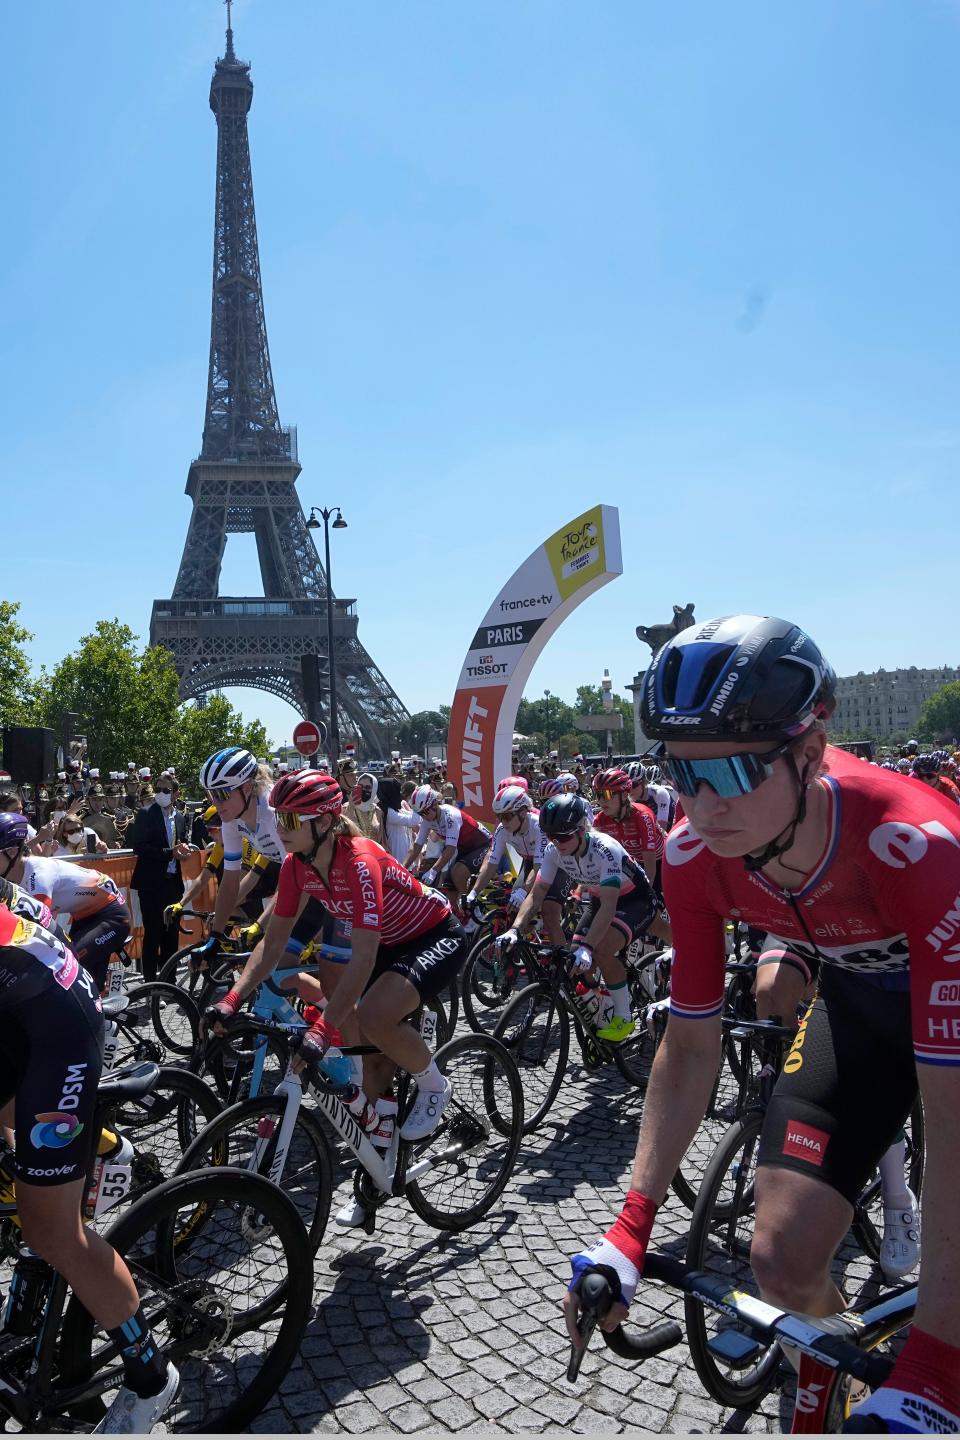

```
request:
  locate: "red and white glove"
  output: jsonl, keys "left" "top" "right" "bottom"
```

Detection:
{"left": 204, "top": 988, "right": 242, "bottom": 1030}
{"left": 294, "top": 1014, "right": 343, "bottom": 1070}
{"left": 568, "top": 1191, "right": 658, "bottom": 1308}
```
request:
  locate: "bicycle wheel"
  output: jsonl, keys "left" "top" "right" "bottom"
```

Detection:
{"left": 175, "top": 1092, "right": 334, "bottom": 1252}
{"left": 198, "top": 1026, "right": 292, "bottom": 1103}
{"left": 111, "top": 984, "right": 201, "bottom": 1070}
{"left": 460, "top": 933, "right": 529, "bottom": 1034}
{"left": 493, "top": 982, "right": 569, "bottom": 1133}
{"left": 852, "top": 1096, "right": 925, "bottom": 1265}
{"left": 113, "top": 1067, "right": 223, "bottom": 1216}
{"left": 685, "top": 1110, "right": 781, "bottom": 1409}
{"left": 405, "top": 1033, "right": 523, "bottom": 1230}
{"left": 58, "top": 1168, "right": 313, "bottom": 1432}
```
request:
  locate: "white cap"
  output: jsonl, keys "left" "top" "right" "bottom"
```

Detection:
{"left": 58, "top": 771, "right": 66, "bottom": 780}
{"left": 138, "top": 766, "right": 151, "bottom": 779}
{"left": 89, "top": 768, "right": 100, "bottom": 778}
{"left": 127, "top": 761, "right": 136, "bottom": 770}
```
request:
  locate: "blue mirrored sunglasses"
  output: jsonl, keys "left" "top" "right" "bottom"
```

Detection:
{"left": 661, "top": 739, "right": 794, "bottom": 799}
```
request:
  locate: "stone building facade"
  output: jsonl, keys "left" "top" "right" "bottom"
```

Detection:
{"left": 830, "top": 666, "right": 959, "bottom": 739}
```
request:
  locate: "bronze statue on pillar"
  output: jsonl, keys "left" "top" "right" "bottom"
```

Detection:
{"left": 636, "top": 603, "right": 696, "bottom": 656}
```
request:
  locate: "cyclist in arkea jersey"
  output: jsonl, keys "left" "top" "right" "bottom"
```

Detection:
{"left": 503, "top": 794, "right": 658, "bottom": 1044}
{"left": 207, "top": 771, "right": 466, "bottom": 1148}
{"left": 591, "top": 768, "right": 671, "bottom": 945}
{"left": 0, "top": 813, "right": 129, "bottom": 991}
{"left": 564, "top": 614, "right": 960, "bottom": 1435}
{"left": 0, "top": 880, "right": 178, "bottom": 1432}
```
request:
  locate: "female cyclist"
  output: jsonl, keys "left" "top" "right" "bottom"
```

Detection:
{"left": 564, "top": 613, "right": 960, "bottom": 1434}
{"left": 206, "top": 771, "right": 468, "bottom": 1143}
{"left": 0, "top": 879, "right": 177, "bottom": 1432}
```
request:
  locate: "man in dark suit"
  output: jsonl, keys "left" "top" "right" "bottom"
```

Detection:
{"left": 131, "top": 773, "right": 191, "bottom": 981}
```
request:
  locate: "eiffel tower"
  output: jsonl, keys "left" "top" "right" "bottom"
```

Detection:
{"left": 150, "top": 5, "right": 408, "bottom": 757}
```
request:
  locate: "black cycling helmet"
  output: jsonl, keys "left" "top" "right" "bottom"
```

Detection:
{"left": 539, "top": 793, "right": 589, "bottom": 836}
{"left": 641, "top": 614, "right": 836, "bottom": 743}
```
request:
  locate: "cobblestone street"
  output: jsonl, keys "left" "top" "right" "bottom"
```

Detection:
{"left": 254, "top": 1031, "right": 815, "bottom": 1435}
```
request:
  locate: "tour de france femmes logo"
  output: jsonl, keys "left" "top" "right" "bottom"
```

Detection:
{"left": 31, "top": 1111, "right": 84, "bottom": 1149}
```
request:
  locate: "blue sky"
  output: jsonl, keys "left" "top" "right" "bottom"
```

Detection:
{"left": 4, "top": 1, "right": 958, "bottom": 750}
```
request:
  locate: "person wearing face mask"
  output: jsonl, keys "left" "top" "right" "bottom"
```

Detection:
{"left": 53, "top": 813, "right": 107, "bottom": 858}
{"left": 130, "top": 774, "right": 192, "bottom": 981}
{"left": 344, "top": 772, "right": 384, "bottom": 842}
{"left": 0, "top": 812, "right": 126, "bottom": 991}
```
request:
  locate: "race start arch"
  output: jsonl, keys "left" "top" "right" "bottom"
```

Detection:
{"left": 447, "top": 504, "right": 623, "bottom": 821}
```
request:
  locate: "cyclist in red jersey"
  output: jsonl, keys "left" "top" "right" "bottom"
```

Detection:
{"left": 208, "top": 771, "right": 466, "bottom": 1142}
{"left": 591, "top": 768, "right": 671, "bottom": 945}
{"left": 564, "top": 615, "right": 960, "bottom": 1435}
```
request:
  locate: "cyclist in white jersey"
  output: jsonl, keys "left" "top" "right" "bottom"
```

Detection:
{"left": 467, "top": 785, "right": 567, "bottom": 945}
{"left": 198, "top": 749, "right": 286, "bottom": 952}
{"left": 502, "top": 794, "right": 657, "bottom": 1043}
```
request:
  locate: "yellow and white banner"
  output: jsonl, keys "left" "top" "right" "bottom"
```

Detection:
{"left": 447, "top": 505, "right": 622, "bottom": 820}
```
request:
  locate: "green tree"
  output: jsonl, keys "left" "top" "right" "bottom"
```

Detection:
{"left": 0, "top": 601, "right": 37, "bottom": 728}
{"left": 397, "top": 710, "right": 446, "bottom": 753}
{"left": 170, "top": 695, "right": 269, "bottom": 792}
{"left": 32, "top": 621, "right": 182, "bottom": 773}
{"left": 918, "top": 682, "right": 960, "bottom": 744}
{"left": 30, "top": 620, "right": 268, "bottom": 789}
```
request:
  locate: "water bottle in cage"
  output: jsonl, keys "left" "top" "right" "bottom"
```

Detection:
{"left": 84, "top": 1131, "right": 134, "bottom": 1221}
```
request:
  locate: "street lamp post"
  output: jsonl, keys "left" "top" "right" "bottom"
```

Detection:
{"left": 306, "top": 505, "right": 348, "bottom": 764}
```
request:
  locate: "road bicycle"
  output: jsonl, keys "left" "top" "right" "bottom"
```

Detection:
{"left": 0, "top": 1066, "right": 311, "bottom": 1432}
{"left": 492, "top": 942, "right": 670, "bottom": 1131}
{"left": 459, "top": 887, "right": 581, "bottom": 1034}
{"left": 570, "top": 1252, "right": 914, "bottom": 1433}
{"left": 179, "top": 1009, "right": 524, "bottom": 1247}
{"left": 684, "top": 1016, "right": 924, "bottom": 1409}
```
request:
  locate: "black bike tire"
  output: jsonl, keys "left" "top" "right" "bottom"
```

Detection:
{"left": 129, "top": 981, "right": 201, "bottom": 1059}
{"left": 493, "top": 982, "right": 569, "bottom": 1133}
{"left": 685, "top": 1110, "right": 781, "bottom": 1409}
{"left": 460, "top": 927, "right": 505, "bottom": 1031}
{"left": 175, "top": 1093, "right": 334, "bottom": 1253}
{"left": 199, "top": 1028, "right": 292, "bottom": 1104}
{"left": 405, "top": 1033, "right": 523, "bottom": 1231}
{"left": 116, "top": 1065, "right": 223, "bottom": 1177}
{"left": 58, "top": 1167, "right": 313, "bottom": 1433}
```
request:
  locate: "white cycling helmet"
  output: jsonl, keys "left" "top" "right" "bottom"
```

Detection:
{"left": 410, "top": 785, "right": 441, "bottom": 815}
{"left": 492, "top": 784, "right": 532, "bottom": 816}
{"left": 200, "top": 747, "right": 258, "bottom": 795}
{"left": 558, "top": 771, "right": 579, "bottom": 792}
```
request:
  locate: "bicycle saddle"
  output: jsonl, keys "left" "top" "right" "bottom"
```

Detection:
{"left": 101, "top": 994, "right": 130, "bottom": 1020}
{"left": 97, "top": 1061, "right": 160, "bottom": 1103}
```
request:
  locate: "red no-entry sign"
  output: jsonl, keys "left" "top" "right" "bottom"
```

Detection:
{"left": 292, "top": 720, "right": 323, "bottom": 757}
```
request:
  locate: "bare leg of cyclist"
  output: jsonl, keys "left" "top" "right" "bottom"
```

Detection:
{"left": 751, "top": 1166, "right": 851, "bottom": 1369}
{"left": 590, "top": 930, "right": 634, "bottom": 1042}
{"left": 358, "top": 973, "right": 451, "bottom": 1141}
{"left": 18, "top": 1178, "right": 177, "bottom": 1417}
